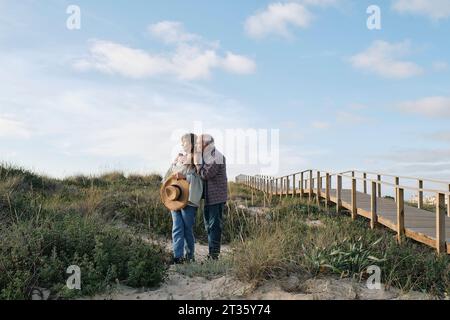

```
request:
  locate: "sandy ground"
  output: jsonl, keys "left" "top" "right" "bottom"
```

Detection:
{"left": 86, "top": 239, "right": 432, "bottom": 301}
{"left": 83, "top": 204, "right": 433, "bottom": 300}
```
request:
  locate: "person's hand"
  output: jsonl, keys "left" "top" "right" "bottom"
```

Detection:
{"left": 173, "top": 172, "right": 186, "bottom": 180}
{"left": 193, "top": 152, "right": 202, "bottom": 165}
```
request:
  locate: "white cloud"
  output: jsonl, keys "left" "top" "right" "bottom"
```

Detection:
{"left": 350, "top": 40, "right": 423, "bottom": 79}
{"left": 397, "top": 96, "right": 450, "bottom": 117}
{"left": 148, "top": 21, "right": 201, "bottom": 44}
{"left": 392, "top": 0, "right": 450, "bottom": 20}
{"left": 74, "top": 22, "right": 256, "bottom": 80}
{"left": 73, "top": 40, "right": 171, "bottom": 79}
{"left": 245, "top": 2, "right": 313, "bottom": 39}
{"left": 0, "top": 52, "right": 263, "bottom": 178}
{"left": 0, "top": 115, "right": 30, "bottom": 138}
{"left": 300, "top": 0, "right": 339, "bottom": 6}
{"left": 222, "top": 52, "right": 257, "bottom": 74}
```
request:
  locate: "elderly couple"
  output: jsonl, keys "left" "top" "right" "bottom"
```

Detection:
{"left": 163, "top": 134, "right": 228, "bottom": 264}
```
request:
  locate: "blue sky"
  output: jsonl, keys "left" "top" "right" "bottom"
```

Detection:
{"left": 1, "top": 0, "right": 450, "bottom": 185}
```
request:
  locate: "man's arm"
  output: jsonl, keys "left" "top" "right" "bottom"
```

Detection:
{"left": 196, "top": 161, "right": 219, "bottom": 180}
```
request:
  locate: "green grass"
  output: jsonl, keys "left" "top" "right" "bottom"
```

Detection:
{"left": 229, "top": 188, "right": 450, "bottom": 298}
{"left": 0, "top": 164, "right": 169, "bottom": 300}
{"left": 2, "top": 162, "right": 449, "bottom": 299}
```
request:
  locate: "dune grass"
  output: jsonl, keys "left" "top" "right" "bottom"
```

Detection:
{"left": 0, "top": 164, "right": 168, "bottom": 300}
{"left": 228, "top": 186, "right": 450, "bottom": 298}
{"left": 1, "top": 163, "right": 449, "bottom": 299}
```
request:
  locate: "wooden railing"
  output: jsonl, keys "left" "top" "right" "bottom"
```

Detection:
{"left": 239, "top": 170, "right": 450, "bottom": 255}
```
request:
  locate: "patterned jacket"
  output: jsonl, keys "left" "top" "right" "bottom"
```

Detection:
{"left": 196, "top": 149, "right": 228, "bottom": 205}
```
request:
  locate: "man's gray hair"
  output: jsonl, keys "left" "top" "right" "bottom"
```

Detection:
{"left": 201, "top": 134, "right": 214, "bottom": 146}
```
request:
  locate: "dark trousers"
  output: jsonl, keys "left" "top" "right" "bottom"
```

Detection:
{"left": 203, "top": 203, "right": 224, "bottom": 258}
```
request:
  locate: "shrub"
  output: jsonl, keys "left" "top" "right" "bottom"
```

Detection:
{"left": 0, "top": 214, "right": 167, "bottom": 299}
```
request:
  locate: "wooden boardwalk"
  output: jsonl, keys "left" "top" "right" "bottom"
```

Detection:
{"left": 308, "top": 188, "right": 450, "bottom": 249}
{"left": 240, "top": 170, "right": 450, "bottom": 254}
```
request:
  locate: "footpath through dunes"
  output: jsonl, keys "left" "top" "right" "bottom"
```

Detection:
{"left": 86, "top": 212, "right": 432, "bottom": 301}
{"left": 240, "top": 169, "right": 450, "bottom": 255}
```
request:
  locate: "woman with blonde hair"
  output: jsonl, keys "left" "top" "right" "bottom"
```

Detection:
{"left": 163, "top": 133, "right": 203, "bottom": 264}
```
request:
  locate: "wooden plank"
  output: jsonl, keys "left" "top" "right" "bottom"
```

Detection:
{"left": 336, "top": 175, "right": 342, "bottom": 213}
{"left": 397, "top": 188, "right": 405, "bottom": 244}
{"left": 309, "top": 170, "right": 313, "bottom": 202}
{"left": 286, "top": 176, "right": 289, "bottom": 197}
{"left": 377, "top": 174, "right": 381, "bottom": 197}
{"left": 316, "top": 171, "right": 321, "bottom": 207}
{"left": 325, "top": 173, "right": 330, "bottom": 209}
{"left": 292, "top": 174, "right": 296, "bottom": 197}
{"left": 448, "top": 184, "right": 450, "bottom": 218}
{"left": 405, "top": 229, "right": 437, "bottom": 249}
{"left": 299, "top": 172, "right": 304, "bottom": 199}
{"left": 437, "top": 193, "right": 446, "bottom": 254}
{"left": 363, "top": 172, "right": 367, "bottom": 194}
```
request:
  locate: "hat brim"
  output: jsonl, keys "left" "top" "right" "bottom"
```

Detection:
{"left": 160, "top": 177, "right": 190, "bottom": 211}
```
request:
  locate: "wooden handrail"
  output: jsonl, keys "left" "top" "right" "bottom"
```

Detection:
{"left": 238, "top": 169, "right": 449, "bottom": 254}
{"left": 350, "top": 170, "right": 450, "bottom": 186}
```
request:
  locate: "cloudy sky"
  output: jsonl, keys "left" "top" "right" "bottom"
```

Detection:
{"left": 1, "top": 0, "right": 450, "bottom": 182}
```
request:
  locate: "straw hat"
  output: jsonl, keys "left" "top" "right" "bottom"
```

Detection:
{"left": 160, "top": 177, "right": 190, "bottom": 211}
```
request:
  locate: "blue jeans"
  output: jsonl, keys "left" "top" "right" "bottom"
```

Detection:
{"left": 203, "top": 203, "right": 224, "bottom": 258}
{"left": 171, "top": 205, "right": 197, "bottom": 260}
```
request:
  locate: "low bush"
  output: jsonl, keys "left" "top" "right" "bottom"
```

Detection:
{"left": 0, "top": 214, "right": 167, "bottom": 299}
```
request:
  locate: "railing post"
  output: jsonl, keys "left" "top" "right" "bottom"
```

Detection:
{"left": 325, "top": 173, "right": 330, "bottom": 210}
{"left": 396, "top": 187, "right": 405, "bottom": 244}
{"left": 371, "top": 181, "right": 378, "bottom": 229}
{"left": 292, "top": 174, "right": 296, "bottom": 197}
{"left": 363, "top": 172, "right": 367, "bottom": 194}
{"left": 316, "top": 171, "right": 321, "bottom": 207}
{"left": 377, "top": 175, "right": 381, "bottom": 197}
{"left": 447, "top": 185, "right": 450, "bottom": 218}
{"left": 436, "top": 192, "right": 446, "bottom": 254}
{"left": 309, "top": 170, "right": 313, "bottom": 202}
{"left": 299, "top": 172, "right": 304, "bottom": 199}
{"left": 418, "top": 180, "right": 423, "bottom": 209}
{"left": 279, "top": 177, "right": 282, "bottom": 196}
{"left": 336, "top": 175, "right": 342, "bottom": 213}
{"left": 351, "top": 178, "right": 357, "bottom": 220}
{"left": 286, "top": 176, "right": 290, "bottom": 197}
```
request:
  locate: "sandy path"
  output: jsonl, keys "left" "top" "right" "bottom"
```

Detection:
{"left": 87, "top": 238, "right": 432, "bottom": 300}
{"left": 85, "top": 203, "right": 433, "bottom": 300}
